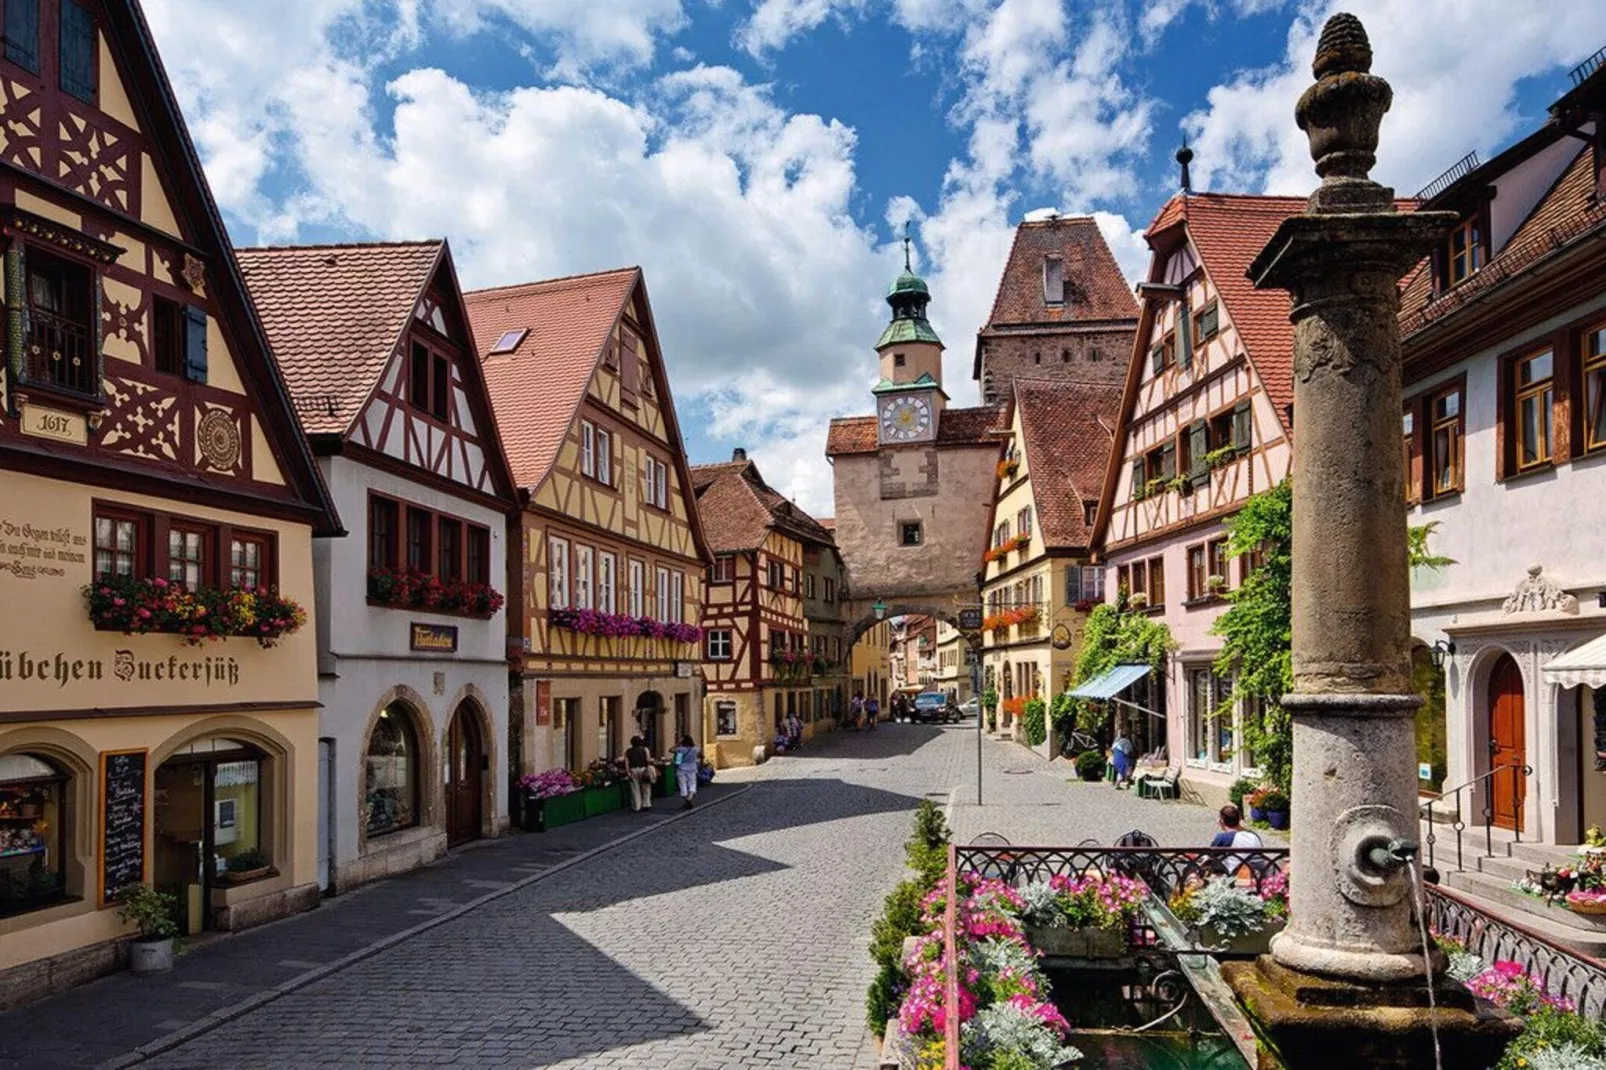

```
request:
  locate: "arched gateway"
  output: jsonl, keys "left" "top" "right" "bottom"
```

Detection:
{"left": 826, "top": 242, "right": 1003, "bottom": 667}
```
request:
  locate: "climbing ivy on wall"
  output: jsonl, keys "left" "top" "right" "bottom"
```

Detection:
{"left": 1212, "top": 479, "right": 1455, "bottom": 792}
{"left": 1065, "top": 602, "right": 1174, "bottom": 734}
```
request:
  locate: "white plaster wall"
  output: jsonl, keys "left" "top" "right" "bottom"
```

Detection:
{"left": 1488, "top": 138, "right": 1585, "bottom": 252}
{"left": 314, "top": 457, "right": 511, "bottom": 885}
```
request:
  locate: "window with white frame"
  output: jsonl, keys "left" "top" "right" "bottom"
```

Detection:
{"left": 574, "top": 545, "right": 593, "bottom": 609}
{"left": 642, "top": 454, "right": 669, "bottom": 509}
{"left": 549, "top": 537, "right": 570, "bottom": 608}
{"left": 581, "top": 422, "right": 595, "bottom": 477}
{"left": 598, "top": 552, "right": 616, "bottom": 613}
{"left": 656, "top": 566, "right": 670, "bottom": 622}
{"left": 712, "top": 555, "right": 734, "bottom": 582}
{"left": 670, "top": 571, "right": 685, "bottom": 624}
{"left": 629, "top": 559, "right": 644, "bottom": 617}
{"left": 707, "top": 629, "right": 732, "bottom": 660}
{"left": 1017, "top": 506, "right": 1033, "bottom": 537}
{"left": 1186, "top": 668, "right": 1233, "bottom": 769}
{"left": 1077, "top": 566, "right": 1104, "bottom": 603}
{"left": 595, "top": 428, "right": 612, "bottom": 485}
{"left": 1240, "top": 694, "right": 1266, "bottom": 777}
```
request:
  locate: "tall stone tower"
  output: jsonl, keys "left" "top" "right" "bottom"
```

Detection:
{"left": 827, "top": 245, "right": 1006, "bottom": 631}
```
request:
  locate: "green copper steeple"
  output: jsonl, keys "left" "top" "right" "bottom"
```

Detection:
{"left": 876, "top": 233, "right": 943, "bottom": 349}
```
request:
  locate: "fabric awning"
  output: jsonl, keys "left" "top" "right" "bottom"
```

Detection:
{"left": 1068, "top": 663, "right": 1151, "bottom": 700}
{"left": 1543, "top": 633, "right": 1606, "bottom": 690}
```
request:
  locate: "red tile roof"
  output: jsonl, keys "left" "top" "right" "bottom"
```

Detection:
{"left": 465, "top": 268, "right": 639, "bottom": 490}
{"left": 1013, "top": 378, "right": 1123, "bottom": 549}
{"left": 1400, "top": 144, "right": 1603, "bottom": 337}
{"left": 983, "top": 216, "right": 1138, "bottom": 328}
{"left": 691, "top": 459, "right": 835, "bottom": 553}
{"left": 826, "top": 404, "right": 1008, "bottom": 457}
{"left": 1157, "top": 194, "right": 1308, "bottom": 425}
{"left": 237, "top": 241, "right": 443, "bottom": 435}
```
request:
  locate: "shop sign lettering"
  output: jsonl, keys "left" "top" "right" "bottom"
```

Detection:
{"left": 0, "top": 518, "right": 86, "bottom": 581}
{"left": 410, "top": 623, "right": 459, "bottom": 653}
{"left": 0, "top": 649, "right": 241, "bottom": 689}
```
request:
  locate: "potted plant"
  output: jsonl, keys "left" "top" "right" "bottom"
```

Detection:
{"left": 1075, "top": 750, "right": 1106, "bottom": 783}
{"left": 1020, "top": 873, "right": 1146, "bottom": 958}
{"left": 1261, "top": 787, "right": 1290, "bottom": 830}
{"left": 1171, "top": 876, "right": 1287, "bottom": 955}
{"left": 1207, "top": 574, "right": 1228, "bottom": 595}
{"left": 1130, "top": 592, "right": 1149, "bottom": 609}
{"left": 1582, "top": 825, "right": 1606, "bottom": 858}
{"left": 116, "top": 883, "right": 180, "bottom": 974}
{"left": 223, "top": 848, "right": 271, "bottom": 883}
{"left": 1245, "top": 785, "right": 1270, "bottom": 823}
{"left": 1228, "top": 776, "right": 1258, "bottom": 813}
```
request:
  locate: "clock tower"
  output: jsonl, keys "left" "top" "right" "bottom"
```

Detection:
{"left": 874, "top": 238, "right": 947, "bottom": 447}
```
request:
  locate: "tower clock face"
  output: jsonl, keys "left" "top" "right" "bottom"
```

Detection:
{"left": 880, "top": 395, "right": 933, "bottom": 442}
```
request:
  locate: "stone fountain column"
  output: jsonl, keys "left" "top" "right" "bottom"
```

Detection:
{"left": 1220, "top": 14, "right": 1519, "bottom": 1068}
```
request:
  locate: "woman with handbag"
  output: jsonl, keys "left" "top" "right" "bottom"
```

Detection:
{"left": 624, "top": 735, "right": 655, "bottom": 812}
{"left": 672, "top": 735, "right": 700, "bottom": 809}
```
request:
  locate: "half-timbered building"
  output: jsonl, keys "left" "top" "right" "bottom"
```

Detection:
{"left": 981, "top": 376, "right": 1121, "bottom": 755}
{"left": 467, "top": 268, "right": 711, "bottom": 777}
{"left": 1092, "top": 190, "right": 1298, "bottom": 807}
{"left": 692, "top": 451, "right": 838, "bottom": 765}
{"left": 236, "top": 240, "right": 520, "bottom": 891}
{"left": 0, "top": 0, "right": 338, "bottom": 1003}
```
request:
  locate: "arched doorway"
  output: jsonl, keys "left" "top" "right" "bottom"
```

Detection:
{"left": 153, "top": 737, "right": 267, "bottom": 934}
{"left": 1488, "top": 653, "right": 1527, "bottom": 831}
{"left": 444, "top": 704, "right": 485, "bottom": 847}
{"left": 635, "top": 691, "right": 663, "bottom": 753}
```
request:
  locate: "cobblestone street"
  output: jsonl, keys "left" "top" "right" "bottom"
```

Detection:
{"left": 6, "top": 724, "right": 1233, "bottom": 1070}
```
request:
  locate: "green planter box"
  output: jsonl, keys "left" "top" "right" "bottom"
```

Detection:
{"left": 654, "top": 768, "right": 675, "bottom": 798}
{"left": 583, "top": 783, "right": 626, "bottom": 817}
{"left": 529, "top": 790, "right": 587, "bottom": 831}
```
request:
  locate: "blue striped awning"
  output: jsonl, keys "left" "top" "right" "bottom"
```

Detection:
{"left": 1067, "top": 664, "right": 1150, "bottom": 701}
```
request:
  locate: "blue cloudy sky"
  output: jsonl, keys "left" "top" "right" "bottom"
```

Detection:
{"left": 144, "top": 0, "right": 1606, "bottom": 513}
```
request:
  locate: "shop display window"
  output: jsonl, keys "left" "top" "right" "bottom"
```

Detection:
{"left": 365, "top": 705, "right": 420, "bottom": 837}
{"left": 0, "top": 753, "right": 69, "bottom": 916}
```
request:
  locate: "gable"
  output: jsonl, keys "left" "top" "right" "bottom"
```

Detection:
{"left": 0, "top": 0, "right": 335, "bottom": 531}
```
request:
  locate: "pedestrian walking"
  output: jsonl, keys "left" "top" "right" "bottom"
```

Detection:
{"left": 866, "top": 696, "right": 879, "bottom": 729}
{"left": 850, "top": 694, "right": 864, "bottom": 731}
{"left": 672, "top": 734, "right": 701, "bottom": 808}
{"left": 1111, "top": 730, "right": 1134, "bottom": 789}
{"left": 624, "top": 735, "right": 655, "bottom": 812}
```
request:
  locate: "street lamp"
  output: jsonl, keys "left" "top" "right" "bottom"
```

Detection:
{"left": 1429, "top": 638, "right": 1455, "bottom": 669}
{"left": 872, "top": 598, "right": 887, "bottom": 620}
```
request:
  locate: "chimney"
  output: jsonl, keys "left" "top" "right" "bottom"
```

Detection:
{"left": 732, "top": 447, "right": 748, "bottom": 462}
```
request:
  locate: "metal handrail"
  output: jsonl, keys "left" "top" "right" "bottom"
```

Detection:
{"left": 1427, "top": 882, "right": 1606, "bottom": 1017}
{"left": 943, "top": 843, "right": 960, "bottom": 1070}
{"left": 1420, "top": 761, "right": 1532, "bottom": 873}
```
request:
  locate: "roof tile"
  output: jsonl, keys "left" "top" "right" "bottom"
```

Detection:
{"left": 691, "top": 459, "right": 834, "bottom": 553}
{"left": 1014, "top": 378, "right": 1123, "bottom": 549}
{"left": 983, "top": 217, "right": 1138, "bottom": 329}
{"left": 465, "top": 268, "right": 639, "bottom": 489}
{"left": 237, "top": 241, "right": 442, "bottom": 435}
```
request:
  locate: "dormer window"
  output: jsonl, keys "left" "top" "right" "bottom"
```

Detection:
{"left": 1447, "top": 217, "right": 1486, "bottom": 286}
{"left": 489, "top": 328, "right": 527, "bottom": 354}
{"left": 1043, "top": 256, "right": 1065, "bottom": 305}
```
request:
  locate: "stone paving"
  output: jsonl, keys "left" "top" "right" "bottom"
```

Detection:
{"left": 5, "top": 723, "right": 1243, "bottom": 1070}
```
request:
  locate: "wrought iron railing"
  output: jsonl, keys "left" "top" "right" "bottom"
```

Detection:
{"left": 1420, "top": 761, "right": 1531, "bottom": 873}
{"left": 1426, "top": 882, "right": 1606, "bottom": 1017}
{"left": 1414, "top": 150, "right": 1480, "bottom": 201}
{"left": 1570, "top": 44, "right": 1606, "bottom": 87}
{"left": 23, "top": 307, "right": 96, "bottom": 397}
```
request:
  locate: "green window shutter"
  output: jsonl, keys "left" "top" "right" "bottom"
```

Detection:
{"left": 1177, "top": 300, "right": 1193, "bottom": 369}
{"left": 1232, "top": 401, "right": 1253, "bottom": 449}
{"left": 1161, "top": 442, "right": 1176, "bottom": 481}
{"left": 1149, "top": 344, "right": 1165, "bottom": 378}
{"left": 59, "top": 1, "right": 95, "bottom": 102}
{"left": 183, "top": 305, "right": 208, "bottom": 383}
{"left": 1130, "top": 459, "right": 1145, "bottom": 497}
{"left": 5, "top": 0, "right": 40, "bottom": 73}
{"left": 1188, "top": 421, "right": 1209, "bottom": 483}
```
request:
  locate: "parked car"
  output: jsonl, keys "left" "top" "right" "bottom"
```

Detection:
{"left": 912, "top": 692, "right": 960, "bottom": 724}
{"left": 958, "top": 697, "right": 979, "bottom": 719}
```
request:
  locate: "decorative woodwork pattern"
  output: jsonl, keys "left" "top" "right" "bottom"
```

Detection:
{"left": 1105, "top": 245, "right": 1292, "bottom": 551}
{"left": 354, "top": 341, "right": 491, "bottom": 493}
{"left": 57, "top": 111, "right": 136, "bottom": 213}
{"left": 0, "top": 79, "right": 45, "bottom": 172}
{"left": 101, "top": 375, "right": 181, "bottom": 462}
{"left": 101, "top": 283, "right": 151, "bottom": 365}
{"left": 194, "top": 404, "right": 244, "bottom": 474}
{"left": 415, "top": 293, "right": 447, "bottom": 334}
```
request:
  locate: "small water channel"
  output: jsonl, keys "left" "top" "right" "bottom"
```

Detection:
{"left": 1046, "top": 965, "right": 1252, "bottom": 1070}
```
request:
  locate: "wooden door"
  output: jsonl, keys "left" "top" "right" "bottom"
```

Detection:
{"left": 445, "top": 706, "right": 484, "bottom": 847}
{"left": 1488, "top": 654, "right": 1527, "bottom": 832}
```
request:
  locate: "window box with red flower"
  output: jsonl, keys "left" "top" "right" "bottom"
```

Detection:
{"left": 547, "top": 607, "right": 701, "bottom": 645}
{"left": 367, "top": 567, "right": 505, "bottom": 619}
{"left": 85, "top": 576, "right": 307, "bottom": 647}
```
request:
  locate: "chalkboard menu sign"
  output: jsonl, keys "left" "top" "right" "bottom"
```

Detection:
{"left": 99, "top": 749, "right": 148, "bottom": 906}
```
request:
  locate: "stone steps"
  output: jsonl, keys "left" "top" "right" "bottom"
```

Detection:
{"left": 1438, "top": 870, "right": 1606, "bottom": 958}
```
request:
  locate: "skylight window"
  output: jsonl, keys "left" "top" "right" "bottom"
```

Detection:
{"left": 490, "top": 328, "right": 528, "bottom": 354}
